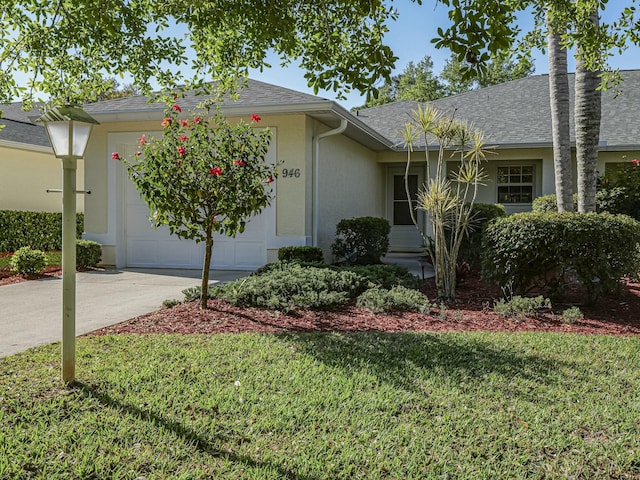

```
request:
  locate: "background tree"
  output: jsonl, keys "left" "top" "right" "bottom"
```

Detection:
{"left": 116, "top": 106, "right": 276, "bottom": 309}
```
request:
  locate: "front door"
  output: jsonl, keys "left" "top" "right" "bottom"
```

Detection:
{"left": 387, "top": 167, "right": 424, "bottom": 251}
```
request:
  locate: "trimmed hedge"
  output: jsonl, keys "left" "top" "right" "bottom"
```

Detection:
{"left": 331, "top": 216, "right": 390, "bottom": 264}
{"left": 0, "top": 210, "right": 84, "bottom": 253}
{"left": 482, "top": 212, "right": 640, "bottom": 299}
{"left": 76, "top": 240, "right": 102, "bottom": 268}
{"left": 9, "top": 247, "right": 47, "bottom": 275}
{"left": 278, "top": 246, "right": 325, "bottom": 263}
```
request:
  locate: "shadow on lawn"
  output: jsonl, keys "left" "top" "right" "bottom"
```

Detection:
{"left": 71, "top": 381, "right": 318, "bottom": 480}
{"left": 281, "top": 331, "right": 568, "bottom": 399}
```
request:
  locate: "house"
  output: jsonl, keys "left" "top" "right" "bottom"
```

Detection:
{"left": 0, "top": 103, "right": 86, "bottom": 212}
{"left": 5, "top": 71, "right": 639, "bottom": 269}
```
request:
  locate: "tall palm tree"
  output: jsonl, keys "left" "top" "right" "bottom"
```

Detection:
{"left": 546, "top": 9, "right": 573, "bottom": 212}
{"left": 575, "top": 10, "right": 601, "bottom": 213}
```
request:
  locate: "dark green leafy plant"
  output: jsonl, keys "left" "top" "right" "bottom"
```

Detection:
{"left": 278, "top": 246, "right": 325, "bottom": 263}
{"left": 356, "top": 286, "right": 431, "bottom": 314}
{"left": 76, "top": 240, "right": 102, "bottom": 268}
{"left": 0, "top": 210, "right": 84, "bottom": 253}
{"left": 482, "top": 212, "right": 640, "bottom": 300}
{"left": 456, "top": 203, "right": 506, "bottom": 266}
{"left": 9, "top": 246, "right": 47, "bottom": 276}
{"left": 331, "top": 217, "right": 390, "bottom": 264}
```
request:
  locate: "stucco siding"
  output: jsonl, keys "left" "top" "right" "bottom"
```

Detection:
{"left": 0, "top": 144, "right": 85, "bottom": 213}
{"left": 317, "top": 133, "right": 384, "bottom": 257}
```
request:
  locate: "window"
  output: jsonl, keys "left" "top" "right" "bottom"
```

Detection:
{"left": 497, "top": 165, "right": 534, "bottom": 204}
{"left": 393, "top": 174, "right": 418, "bottom": 225}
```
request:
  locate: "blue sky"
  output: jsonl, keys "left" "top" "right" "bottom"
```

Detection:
{"left": 249, "top": 1, "right": 640, "bottom": 110}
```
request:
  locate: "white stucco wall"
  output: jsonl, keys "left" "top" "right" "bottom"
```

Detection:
{"left": 316, "top": 130, "right": 385, "bottom": 258}
{"left": 0, "top": 143, "right": 85, "bottom": 213}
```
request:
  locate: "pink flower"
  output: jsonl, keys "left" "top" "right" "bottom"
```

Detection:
{"left": 234, "top": 159, "right": 246, "bottom": 166}
{"left": 251, "top": 114, "right": 261, "bottom": 123}
{"left": 267, "top": 175, "right": 274, "bottom": 184}
{"left": 111, "top": 152, "right": 120, "bottom": 161}
{"left": 632, "top": 159, "right": 639, "bottom": 166}
{"left": 179, "top": 135, "right": 188, "bottom": 142}
{"left": 162, "top": 118, "right": 171, "bottom": 127}
{"left": 135, "top": 151, "right": 141, "bottom": 157}
{"left": 212, "top": 216, "right": 217, "bottom": 223}
{"left": 138, "top": 135, "right": 146, "bottom": 147}
{"left": 177, "top": 146, "right": 187, "bottom": 157}
{"left": 193, "top": 116, "right": 202, "bottom": 124}
{"left": 172, "top": 104, "right": 182, "bottom": 112}
{"left": 179, "top": 119, "right": 189, "bottom": 128}
{"left": 210, "top": 167, "right": 223, "bottom": 176}
{"left": 177, "top": 160, "right": 182, "bottom": 166}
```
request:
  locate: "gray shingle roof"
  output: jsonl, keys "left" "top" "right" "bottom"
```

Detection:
{"left": 355, "top": 69, "right": 640, "bottom": 150}
{"left": 83, "top": 78, "right": 331, "bottom": 116}
{"left": 0, "top": 102, "right": 50, "bottom": 148}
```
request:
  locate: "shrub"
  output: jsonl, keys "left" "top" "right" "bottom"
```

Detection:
{"left": 331, "top": 217, "right": 390, "bottom": 264}
{"left": 278, "top": 246, "right": 325, "bottom": 263}
{"left": 205, "top": 263, "right": 367, "bottom": 312}
{"left": 493, "top": 295, "right": 551, "bottom": 320}
{"left": 76, "top": 240, "right": 102, "bottom": 268}
{"left": 561, "top": 306, "right": 584, "bottom": 324}
{"left": 482, "top": 212, "right": 640, "bottom": 299}
{"left": 162, "top": 299, "right": 181, "bottom": 308}
{"left": 457, "top": 203, "right": 506, "bottom": 266}
{"left": 356, "top": 286, "right": 431, "bottom": 314}
{"left": 9, "top": 247, "right": 47, "bottom": 276}
{"left": 0, "top": 210, "right": 84, "bottom": 253}
{"left": 336, "top": 264, "right": 419, "bottom": 289}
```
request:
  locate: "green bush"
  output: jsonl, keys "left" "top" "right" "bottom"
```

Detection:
{"left": 336, "top": 264, "right": 419, "bottom": 289}
{"left": 0, "top": 210, "right": 84, "bottom": 253}
{"left": 493, "top": 295, "right": 551, "bottom": 320}
{"left": 9, "top": 246, "right": 47, "bottom": 276}
{"left": 597, "top": 162, "right": 640, "bottom": 221}
{"left": 278, "top": 246, "right": 325, "bottom": 263}
{"left": 457, "top": 203, "right": 506, "bottom": 266}
{"left": 203, "top": 263, "right": 367, "bottom": 312}
{"left": 561, "top": 306, "right": 584, "bottom": 324}
{"left": 76, "top": 240, "right": 102, "bottom": 268}
{"left": 356, "top": 286, "right": 431, "bottom": 314}
{"left": 331, "top": 217, "right": 390, "bottom": 264}
{"left": 482, "top": 212, "right": 640, "bottom": 299}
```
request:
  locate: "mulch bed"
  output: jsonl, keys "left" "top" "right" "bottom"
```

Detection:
{"left": 91, "top": 274, "right": 640, "bottom": 337}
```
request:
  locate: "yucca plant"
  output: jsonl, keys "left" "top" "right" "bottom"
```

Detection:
{"left": 402, "top": 104, "right": 491, "bottom": 300}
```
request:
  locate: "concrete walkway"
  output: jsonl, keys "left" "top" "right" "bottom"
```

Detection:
{"left": 0, "top": 268, "right": 249, "bottom": 358}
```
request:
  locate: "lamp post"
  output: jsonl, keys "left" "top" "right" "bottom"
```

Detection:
{"left": 37, "top": 105, "right": 99, "bottom": 383}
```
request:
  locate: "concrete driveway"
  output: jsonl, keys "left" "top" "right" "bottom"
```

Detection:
{"left": 0, "top": 268, "right": 249, "bottom": 358}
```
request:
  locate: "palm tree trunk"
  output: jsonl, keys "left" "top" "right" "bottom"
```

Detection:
{"left": 546, "top": 10, "right": 573, "bottom": 212}
{"left": 575, "top": 12, "right": 602, "bottom": 213}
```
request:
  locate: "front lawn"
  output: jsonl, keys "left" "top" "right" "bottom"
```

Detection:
{"left": 2, "top": 332, "right": 639, "bottom": 479}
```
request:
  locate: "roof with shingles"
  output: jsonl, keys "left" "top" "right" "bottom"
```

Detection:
{"left": 0, "top": 102, "right": 50, "bottom": 148}
{"left": 354, "top": 69, "right": 640, "bottom": 150}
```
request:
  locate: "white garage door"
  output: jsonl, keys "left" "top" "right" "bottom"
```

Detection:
{"left": 120, "top": 139, "right": 271, "bottom": 270}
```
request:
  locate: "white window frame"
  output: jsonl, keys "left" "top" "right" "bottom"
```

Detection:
{"left": 496, "top": 164, "right": 535, "bottom": 204}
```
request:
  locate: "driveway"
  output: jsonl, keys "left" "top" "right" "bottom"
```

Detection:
{"left": 0, "top": 268, "right": 249, "bottom": 358}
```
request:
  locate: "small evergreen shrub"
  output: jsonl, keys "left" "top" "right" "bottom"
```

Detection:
{"left": 206, "top": 263, "right": 367, "bottom": 312}
{"left": 331, "top": 217, "right": 390, "bottom": 264}
{"left": 493, "top": 295, "right": 551, "bottom": 320}
{"left": 162, "top": 299, "right": 181, "bottom": 308}
{"left": 278, "top": 246, "right": 325, "bottom": 263}
{"left": 0, "top": 210, "right": 84, "bottom": 253}
{"left": 76, "top": 240, "right": 102, "bottom": 268}
{"left": 336, "top": 264, "right": 419, "bottom": 289}
{"left": 356, "top": 286, "right": 431, "bottom": 314}
{"left": 561, "top": 306, "right": 584, "bottom": 324}
{"left": 482, "top": 212, "right": 640, "bottom": 299}
{"left": 9, "top": 246, "right": 47, "bottom": 275}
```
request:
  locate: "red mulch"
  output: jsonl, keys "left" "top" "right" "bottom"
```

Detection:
{"left": 91, "top": 274, "right": 640, "bottom": 337}
{"left": 0, "top": 258, "right": 62, "bottom": 286}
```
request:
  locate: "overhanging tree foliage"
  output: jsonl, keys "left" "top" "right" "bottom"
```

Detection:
{"left": 115, "top": 105, "right": 276, "bottom": 309}
{"left": 0, "top": 0, "right": 399, "bottom": 109}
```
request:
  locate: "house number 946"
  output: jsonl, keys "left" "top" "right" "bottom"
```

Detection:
{"left": 282, "top": 168, "right": 301, "bottom": 178}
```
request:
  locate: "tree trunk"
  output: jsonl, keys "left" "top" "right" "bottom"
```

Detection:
{"left": 200, "top": 225, "right": 214, "bottom": 309}
{"left": 575, "top": 12, "right": 602, "bottom": 213}
{"left": 546, "top": 10, "right": 573, "bottom": 212}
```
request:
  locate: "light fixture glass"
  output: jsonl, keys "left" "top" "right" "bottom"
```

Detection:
{"left": 37, "top": 105, "right": 99, "bottom": 158}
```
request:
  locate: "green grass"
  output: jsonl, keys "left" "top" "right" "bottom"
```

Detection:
{"left": 1, "top": 332, "right": 639, "bottom": 479}
{"left": 0, "top": 251, "right": 62, "bottom": 270}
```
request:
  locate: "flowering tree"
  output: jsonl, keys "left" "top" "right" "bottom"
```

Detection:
{"left": 114, "top": 105, "right": 275, "bottom": 309}
{"left": 402, "top": 104, "right": 490, "bottom": 300}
